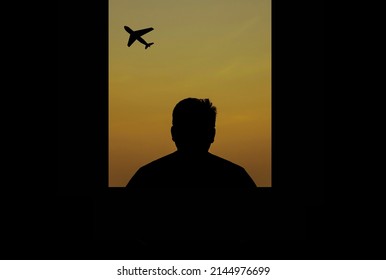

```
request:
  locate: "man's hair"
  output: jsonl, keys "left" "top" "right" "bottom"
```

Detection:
{"left": 172, "top": 98, "right": 217, "bottom": 129}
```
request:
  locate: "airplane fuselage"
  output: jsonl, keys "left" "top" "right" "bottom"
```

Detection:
{"left": 124, "top": 26, "right": 154, "bottom": 49}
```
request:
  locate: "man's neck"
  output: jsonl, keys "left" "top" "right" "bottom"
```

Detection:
{"left": 176, "top": 149, "right": 209, "bottom": 158}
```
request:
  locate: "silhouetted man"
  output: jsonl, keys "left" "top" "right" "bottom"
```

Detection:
{"left": 119, "top": 98, "right": 259, "bottom": 241}
{"left": 125, "top": 98, "right": 257, "bottom": 190}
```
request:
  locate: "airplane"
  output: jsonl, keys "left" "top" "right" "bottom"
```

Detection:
{"left": 124, "top": 26, "right": 154, "bottom": 49}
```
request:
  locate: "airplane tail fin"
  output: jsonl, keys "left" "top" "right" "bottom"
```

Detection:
{"left": 145, "top": 43, "right": 154, "bottom": 49}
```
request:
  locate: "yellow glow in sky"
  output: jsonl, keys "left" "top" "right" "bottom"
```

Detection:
{"left": 109, "top": 0, "right": 271, "bottom": 187}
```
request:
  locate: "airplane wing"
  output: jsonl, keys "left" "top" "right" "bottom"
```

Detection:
{"left": 134, "top": 27, "right": 154, "bottom": 37}
{"left": 127, "top": 35, "right": 136, "bottom": 47}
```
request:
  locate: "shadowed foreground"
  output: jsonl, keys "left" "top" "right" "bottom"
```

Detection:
{"left": 95, "top": 187, "right": 264, "bottom": 242}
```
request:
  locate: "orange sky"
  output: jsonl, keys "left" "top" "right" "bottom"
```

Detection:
{"left": 109, "top": 0, "right": 271, "bottom": 187}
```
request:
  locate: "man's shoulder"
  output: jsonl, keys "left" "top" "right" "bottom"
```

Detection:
{"left": 207, "top": 153, "right": 257, "bottom": 189}
{"left": 207, "top": 153, "right": 245, "bottom": 171}
{"left": 126, "top": 152, "right": 178, "bottom": 188}
{"left": 137, "top": 152, "right": 178, "bottom": 171}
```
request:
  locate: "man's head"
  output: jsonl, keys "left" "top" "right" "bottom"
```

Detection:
{"left": 171, "top": 98, "right": 217, "bottom": 153}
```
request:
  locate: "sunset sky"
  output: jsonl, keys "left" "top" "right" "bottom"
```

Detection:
{"left": 109, "top": 0, "right": 271, "bottom": 187}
